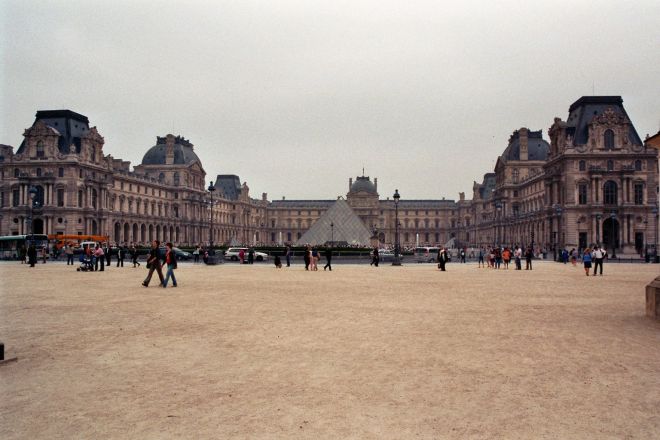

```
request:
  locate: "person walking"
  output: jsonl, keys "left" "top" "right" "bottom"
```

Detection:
{"left": 27, "top": 243, "right": 37, "bottom": 267}
{"left": 592, "top": 246, "right": 604, "bottom": 276}
{"left": 41, "top": 246, "right": 47, "bottom": 264}
{"left": 460, "top": 248, "right": 466, "bottom": 263}
{"left": 525, "top": 246, "right": 533, "bottom": 270}
{"left": 437, "top": 247, "right": 447, "bottom": 271}
{"left": 324, "top": 246, "right": 332, "bottom": 271}
{"left": 304, "top": 246, "right": 310, "bottom": 270}
{"left": 248, "top": 248, "right": 254, "bottom": 264}
{"left": 94, "top": 243, "right": 105, "bottom": 271}
{"left": 193, "top": 245, "right": 200, "bottom": 264}
{"left": 65, "top": 244, "right": 75, "bottom": 265}
{"left": 371, "top": 247, "right": 379, "bottom": 267}
{"left": 478, "top": 248, "right": 485, "bottom": 268}
{"left": 239, "top": 248, "right": 245, "bottom": 264}
{"left": 162, "top": 242, "right": 178, "bottom": 288}
{"left": 311, "top": 248, "right": 319, "bottom": 271}
{"left": 285, "top": 245, "right": 291, "bottom": 267}
{"left": 514, "top": 246, "right": 522, "bottom": 270}
{"left": 143, "top": 240, "right": 165, "bottom": 287}
{"left": 582, "top": 247, "right": 592, "bottom": 276}
{"left": 116, "top": 244, "right": 125, "bottom": 267}
{"left": 570, "top": 248, "right": 578, "bottom": 266}
{"left": 130, "top": 243, "right": 141, "bottom": 268}
{"left": 502, "top": 247, "right": 511, "bottom": 269}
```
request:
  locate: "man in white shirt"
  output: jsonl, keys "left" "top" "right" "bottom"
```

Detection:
{"left": 592, "top": 246, "right": 604, "bottom": 276}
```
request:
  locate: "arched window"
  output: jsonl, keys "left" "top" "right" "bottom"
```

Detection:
{"left": 634, "top": 160, "right": 642, "bottom": 171}
{"left": 604, "top": 129, "right": 615, "bottom": 150}
{"left": 579, "top": 160, "right": 586, "bottom": 171}
{"left": 604, "top": 181, "right": 618, "bottom": 205}
{"left": 91, "top": 189, "right": 98, "bottom": 209}
{"left": 607, "top": 160, "right": 614, "bottom": 171}
{"left": 36, "top": 141, "right": 45, "bottom": 158}
{"left": 14, "top": 168, "right": 19, "bottom": 178}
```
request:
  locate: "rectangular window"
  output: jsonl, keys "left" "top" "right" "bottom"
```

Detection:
{"left": 57, "top": 189, "right": 64, "bottom": 207}
{"left": 578, "top": 184, "right": 588, "bottom": 205}
{"left": 12, "top": 189, "right": 19, "bottom": 207}
{"left": 634, "top": 184, "right": 644, "bottom": 205}
{"left": 0, "top": 191, "right": 4, "bottom": 207}
{"left": 58, "top": 168, "right": 64, "bottom": 177}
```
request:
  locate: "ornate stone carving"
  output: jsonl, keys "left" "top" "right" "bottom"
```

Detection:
{"left": 23, "top": 120, "right": 59, "bottom": 138}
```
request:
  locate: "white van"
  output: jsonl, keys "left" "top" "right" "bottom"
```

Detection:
{"left": 414, "top": 246, "right": 439, "bottom": 263}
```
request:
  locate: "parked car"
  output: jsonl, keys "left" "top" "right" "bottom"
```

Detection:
{"left": 158, "top": 246, "right": 192, "bottom": 260}
{"left": 224, "top": 247, "right": 269, "bottom": 262}
{"left": 370, "top": 249, "right": 402, "bottom": 262}
{"left": 414, "top": 246, "right": 440, "bottom": 263}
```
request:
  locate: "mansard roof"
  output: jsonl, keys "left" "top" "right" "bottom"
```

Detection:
{"left": 502, "top": 129, "right": 549, "bottom": 162}
{"left": 565, "top": 96, "right": 642, "bottom": 146}
{"left": 16, "top": 109, "right": 91, "bottom": 155}
{"left": 141, "top": 135, "right": 201, "bottom": 166}
{"left": 214, "top": 175, "right": 242, "bottom": 200}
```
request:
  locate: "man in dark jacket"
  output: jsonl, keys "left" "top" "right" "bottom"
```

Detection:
{"left": 324, "top": 247, "right": 332, "bottom": 271}
{"left": 437, "top": 247, "right": 447, "bottom": 271}
{"left": 27, "top": 244, "right": 37, "bottom": 267}
{"left": 142, "top": 240, "right": 165, "bottom": 287}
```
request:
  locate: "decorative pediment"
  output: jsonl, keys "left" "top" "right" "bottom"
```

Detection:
{"left": 83, "top": 126, "right": 105, "bottom": 144}
{"left": 590, "top": 107, "right": 628, "bottom": 127}
{"left": 23, "top": 120, "right": 60, "bottom": 138}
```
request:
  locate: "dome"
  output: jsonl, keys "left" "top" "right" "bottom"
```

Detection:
{"left": 502, "top": 129, "right": 549, "bottom": 162}
{"left": 350, "top": 176, "right": 377, "bottom": 194}
{"left": 141, "top": 135, "right": 201, "bottom": 166}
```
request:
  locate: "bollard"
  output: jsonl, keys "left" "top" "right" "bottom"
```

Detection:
{"left": 0, "top": 342, "right": 4, "bottom": 361}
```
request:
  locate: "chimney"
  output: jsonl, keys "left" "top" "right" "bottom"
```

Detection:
{"left": 165, "top": 134, "right": 175, "bottom": 165}
{"left": 374, "top": 178, "right": 378, "bottom": 191}
{"left": 349, "top": 177, "right": 353, "bottom": 192}
{"left": 519, "top": 128, "right": 529, "bottom": 161}
{"left": 459, "top": 192, "right": 465, "bottom": 201}
{"left": 262, "top": 192, "right": 267, "bottom": 201}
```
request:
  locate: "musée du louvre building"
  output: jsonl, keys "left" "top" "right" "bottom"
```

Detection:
{"left": 0, "top": 96, "right": 658, "bottom": 256}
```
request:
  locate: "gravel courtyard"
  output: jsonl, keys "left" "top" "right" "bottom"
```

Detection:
{"left": 1, "top": 260, "right": 659, "bottom": 439}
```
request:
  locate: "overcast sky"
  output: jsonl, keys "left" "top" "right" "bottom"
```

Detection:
{"left": 2, "top": 0, "right": 659, "bottom": 201}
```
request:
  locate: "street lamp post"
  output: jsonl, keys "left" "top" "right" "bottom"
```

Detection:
{"left": 392, "top": 189, "right": 401, "bottom": 266}
{"left": 596, "top": 213, "right": 602, "bottom": 246}
{"left": 28, "top": 186, "right": 38, "bottom": 246}
{"left": 330, "top": 222, "right": 334, "bottom": 245}
{"left": 495, "top": 201, "right": 502, "bottom": 247}
{"left": 610, "top": 211, "right": 617, "bottom": 258}
{"left": 553, "top": 204, "right": 562, "bottom": 261}
{"left": 207, "top": 181, "right": 216, "bottom": 261}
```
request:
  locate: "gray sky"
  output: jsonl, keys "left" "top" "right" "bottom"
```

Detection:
{"left": 2, "top": 0, "right": 659, "bottom": 201}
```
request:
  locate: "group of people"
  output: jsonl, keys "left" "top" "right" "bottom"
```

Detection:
{"left": 301, "top": 245, "right": 332, "bottom": 271}
{"left": 474, "top": 246, "right": 534, "bottom": 270}
{"left": 578, "top": 246, "right": 607, "bottom": 276}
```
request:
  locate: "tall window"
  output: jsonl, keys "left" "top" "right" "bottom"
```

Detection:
{"left": 91, "top": 189, "right": 98, "bottom": 209}
{"left": 36, "top": 168, "right": 42, "bottom": 177}
{"left": 12, "top": 189, "right": 19, "bottom": 207}
{"left": 634, "top": 160, "right": 642, "bottom": 171}
{"left": 57, "top": 189, "right": 64, "bottom": 207}
{"left": 607, "top": 160, "right": 614, "bottom": 171}
{"left": 578, "top": 184, "right": 588, "bottom": 205}
{"left": 34, "top": 186, "right": 45, "bottom": 206}
{"left": 78, "top": 190, "right": 83, "bottom": 207}
{"left": 58, "top": 167, "right": 64, "bottom": 177}
{"left": 512, "top": 169, "right": 519, "bottom": 183}
{"left": 14, "top": 168, "right": 19, "bottom": 178}
{"left": 604, "top": 129, "right": 615, "bottom": 150}
{"left": 579, "top": 160, "right": 586, "bottom": 171}
{"left": 36, "top": 141, "right": 45, "bottom": 158}
{"left": 634, "top": 183, "right": 644, "bottom": 205}
{"left": 604, "top": 181, "right": 618, "bottom": 205}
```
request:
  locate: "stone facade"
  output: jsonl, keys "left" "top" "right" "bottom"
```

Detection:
{"left": 1, "top": 97, "right": 658, "bottom": 256}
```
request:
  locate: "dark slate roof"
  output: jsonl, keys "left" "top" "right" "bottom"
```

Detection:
{"left": 141, "top": 135, "right": 201, "bottom": 166}
{"left": 350, "top": 176, "right": 377, "bottom": 194}
{"left": 478, "top": 173, "right": 496, "bottom": 200}
{"left": 502, "top": 129, "right": 549, "bottom": 162}
{"left": 393, "top": 200, "right": 457, "bottom": 208}
{"left": 214, "top": 175, "right": 242, "bottom": 200}
{"left": 566, "top": 96, "right": 643, "bottom": 146}
{"left": 16, "top": 109, "right": 90, "bottom": 154}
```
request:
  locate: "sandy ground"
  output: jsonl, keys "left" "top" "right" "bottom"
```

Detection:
{"left": 1, "top": 259, "right": 659, "bottom": 439}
